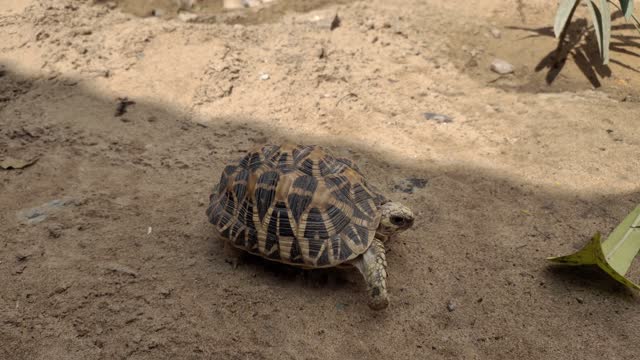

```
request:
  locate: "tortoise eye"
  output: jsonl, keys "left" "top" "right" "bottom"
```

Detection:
{"left": 390, "top": 216, "right": 405, "bottom": 226}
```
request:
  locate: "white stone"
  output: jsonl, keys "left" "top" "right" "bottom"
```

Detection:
{"left": 490, "top": 59, "right": 514, "bottom": 74}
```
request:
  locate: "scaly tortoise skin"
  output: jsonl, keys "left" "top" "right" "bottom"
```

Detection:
{"left": 206, "top": 143, "right": 414, "bottom": 310}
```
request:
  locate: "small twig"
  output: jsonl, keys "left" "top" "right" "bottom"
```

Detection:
{"left": 221, "top": 46, "right": 232, "bottom": 60}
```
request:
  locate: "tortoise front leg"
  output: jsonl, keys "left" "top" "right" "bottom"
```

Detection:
{"left": 352, "top": 239, "right": 389, "bottom": 310}
{"left": 223, "top": 240, "right": 244, "bottom": 269}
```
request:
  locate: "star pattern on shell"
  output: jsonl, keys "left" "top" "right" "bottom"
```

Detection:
{"left": 206, "top": 143, "right": 386, "bottom": 267}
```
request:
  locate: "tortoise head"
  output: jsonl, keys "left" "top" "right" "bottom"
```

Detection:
{"left": 376, "top": 202, "right": 415, "bottom": 242}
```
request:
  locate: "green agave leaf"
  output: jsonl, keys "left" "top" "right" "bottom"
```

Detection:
{"left": 548, "top": 204, "right": 640, "bottom": 290}
{"left": 587, "top": 0, "right": 611, "bottom": 64}
{"left": 586, "top": 1, "right": 603, "bottom": 56}
{"left": 619, "top": 0, "right": 635, "bottom": 21}
{"left": 601, "top": 204, "right": 640, "bottom": 276}
{"left": 554, "top": 0, "right": 581, "bottom": 38}
{"left": 600, "top": 0, "right": 612, "bottom": 64}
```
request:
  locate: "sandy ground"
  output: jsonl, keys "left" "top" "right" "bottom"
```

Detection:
{"left": 2, "top": 0, "right": 640, "bottom": 359}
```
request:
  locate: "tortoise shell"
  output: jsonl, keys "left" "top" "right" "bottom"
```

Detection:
{"left": 206, "top": 143, "right": 387, "bottom": 267}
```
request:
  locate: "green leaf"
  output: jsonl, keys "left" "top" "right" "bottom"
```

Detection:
{"left": 586, "top": 1, "right": 602, "bottom": 51}
{"left": 587, "top": 0, "right": 612, "bottom": 64}
{"left": 619, "top": 0, "right": 635, "bottom": 21}
{"left": 554, "top": 0, "right": 581, "bottom": 38}
{"left": 600, "top": 0, "right": 612, "bottom": 64}
{"left": 602, "top": 204, "right": 640, "bottom": 275}
{"left": 548, "top": 204, "right": 640, "bottom": 290}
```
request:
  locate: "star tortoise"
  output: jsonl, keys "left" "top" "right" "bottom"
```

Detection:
{"left": 206, "top": 143, "right": 414, "bottom": 310}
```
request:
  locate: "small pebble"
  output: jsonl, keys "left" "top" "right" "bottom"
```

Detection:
{"left": 260, "top": 73, "right": 270, "bottom": 80}
{"left": 490, "top": 28, "right": 501, "bottom": 38}
{"left": 132, "top": 333, "right": 143, "bottom": 344}
{"left": 490, "top": 59, "right": 514, "bottom": 74}
{"left": 16, "top": 253, "right": 31, "bottom": 262}
{"left": 423, "top": 112, "right": 453, "bottom": 124}
{"left": 73, "top": 28, "right": 92, "bottom": 36}
{"left": 47, "top": 224, "right": 63, "bottom": 238}
{"left": 446, "top": 300, "right": 457, "bottom": 312}
{"left": 50, "top": 284, "right": 70, "bottom": 296}
{"left": 159, "top": 287, "right": 172, "bottom": 297}
{"left": 159, "top": 21, "right": 176, "bottom": 31}
{"left": 315, "top": 46, "right": 326, "bottom": 59}
{"left": 364, "top": 20, "right": 375, "bottom": 30}
{"left": 177, "top": 12, "right": 199, "bottom": 22}
{"left": 147, "top": 338, "right": 160, "bottom": 349}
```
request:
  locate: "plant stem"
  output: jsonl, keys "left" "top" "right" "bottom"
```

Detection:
{"left": 553, "top": 1, "right": 582, "bottom": 65}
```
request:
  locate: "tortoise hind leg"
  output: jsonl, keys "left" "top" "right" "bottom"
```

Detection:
{"left": 223, "top": 240, "right": 244, "bottom": 269}
{"left": 351, "top": 239, "right": 389, "bottom": 310}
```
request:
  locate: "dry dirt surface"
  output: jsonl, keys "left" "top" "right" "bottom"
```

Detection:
{"left": 2, "top": 0, "right": 640, "bottom": 359}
